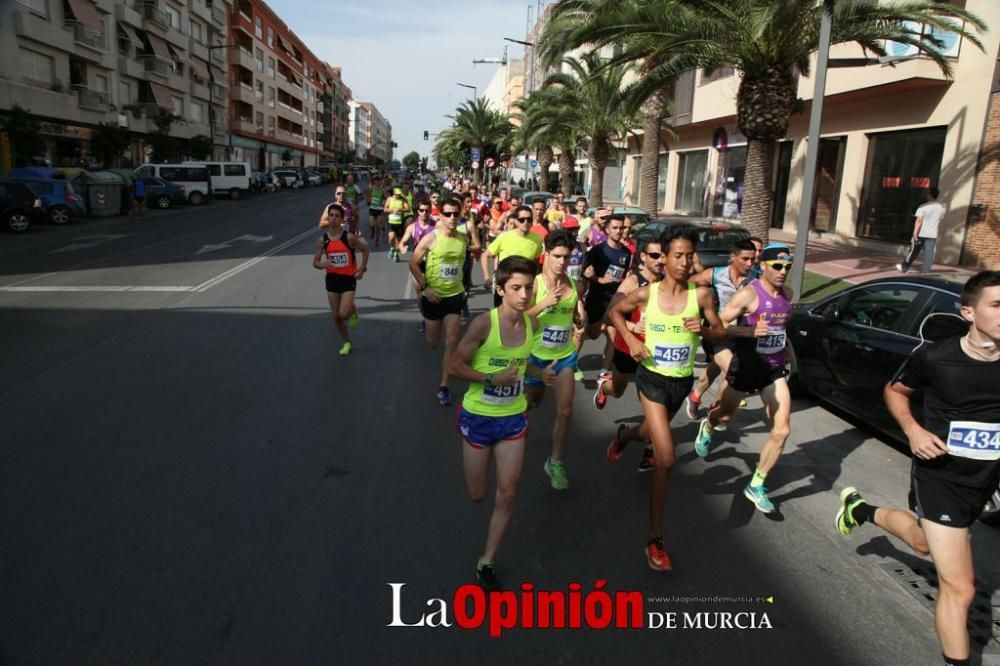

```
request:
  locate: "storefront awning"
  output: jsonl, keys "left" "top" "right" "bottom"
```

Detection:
{"left": 190, "top": 57, "right": 210, "bottom": 81}
{"left": 145, "top": 32, "right": 172, "bottom": 60}
{"left": 66, "top": 0, "right": 105, "bottom": 31}
{"left": 117, "top": 22, "right": 142, "bottom": 47}
{"left": 148, "top": 81, "right": 173, "bottom": 107}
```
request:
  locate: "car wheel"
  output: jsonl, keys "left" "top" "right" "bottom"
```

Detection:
{"left": 49, "top": 205, "right": 72, "bottom": 225}
{"left": 156, "top": 195, "right": 171, "bottom": 209}
{"left": 188, "top": 191, "right": 204, "bottom": 206}
{"left": 229, "top": 188, "right": 242, "bottom": 201}
{"left": 6, "top": 211, "right": 31, "bottom": 233}
{"left": 980, "top": 488, "right": 1000, "bottom": 527}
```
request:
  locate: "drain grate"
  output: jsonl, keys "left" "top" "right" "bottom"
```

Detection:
{"left": 880, "top": 563, "right": 1000, "bottom": 654}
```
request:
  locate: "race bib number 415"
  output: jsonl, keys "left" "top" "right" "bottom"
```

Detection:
{"left": 653, "top": 344, "right": 691, "bottom": 369}
{"left": 756, "top": 329, "right": 786, "bottom": 355}
{"left": 947, "top": 421, "right": 1000, "bottom": 461}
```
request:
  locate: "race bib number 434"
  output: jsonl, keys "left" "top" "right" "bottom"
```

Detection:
{"left": 947, "top": 421, "right": 1000, "bottom": 460}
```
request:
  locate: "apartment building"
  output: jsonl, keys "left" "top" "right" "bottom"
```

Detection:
{"left": 482, "top": 58, "right": 525, "bottom": 117}
{"left": 1, "top": 0, "right": 230, "bottom": 166}
{"left": 349, "top": 100, "right": 392, "bottom": 164}
{"left": 226, "top": 0, "right": 342, "bottom": 169}
{"left": 611, "top": 0, "right": 1000, "bottom": 269}
{"left": 319, "top": 64, "right": 351, "bottom": 160}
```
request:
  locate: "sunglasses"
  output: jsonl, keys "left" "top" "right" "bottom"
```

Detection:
{"left": 645, "top": 252, "right": 663, "bottom": 260}
{"left": 441, "top": 211, "right": 459, "bottom": 218}
{"left": 418, "top": 207, "right": 429, "bottom": 212}
{"left": 335, "top": 192, "right": 345, "bottom": 196}
{"left": 766, "top": 261, "right": 793, "bottom": 272}
{"left": 516, "top": 217, "right": 532, "bottom": 222}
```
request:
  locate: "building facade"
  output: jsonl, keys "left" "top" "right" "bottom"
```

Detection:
{"left": 319, "top": 64, "right": 351, "bottom": 160}
{"left": 483, "top": 58, "right": 524, "bottom": 117}
{"left": 349, "top": 100, "right": 391, "bottom": 164}
{"left": 613, "top": 0, "right": 1000, "bottom": 269}
{"left": 1, "top": 0, "right": 231, "bottom": 167}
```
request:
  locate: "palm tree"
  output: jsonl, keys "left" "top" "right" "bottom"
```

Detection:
{"left": 511, "top": 92, "right": 556, "bottom": 193}
{"left": 535, "top": 52, "right": 640, "bottom": 206}
{"left": 447, "top": 98, "right": 514, "bottom": 185}
{"left": 522, "top": 86, "right": 585, "bottom": 197}
{"left": 432, "top": 127, "right": 467, "bottom": 172}
{"left": 540, "top": 0, "right": 986, "bottom": 240}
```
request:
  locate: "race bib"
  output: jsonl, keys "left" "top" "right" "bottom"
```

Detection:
{"left": 653, "top": 344, "right": 691, "bottom": 369}
{"left": 756, "top": 328, "right": 787, "bottom": 355}
{"left": 567, "top": 264, "right": 583, "bottom": 280}
{"left": 541, "top": 326, "right": 572, "bottom": 349}
{"left": 482, "top": 380, "right": 523, "bottom": 405}
{"left": 947, "top": 421, "right": 1000, "bottom": 460}
{"left": 389, "top": 213, "right": 402, "bottom": 223}
{"left": 328, "top": 252, "right": 349, "bottom": 268}
{"left": 439, "top": 263, "right": 461, "bottom": 281}
{"left": 606, "top": 265, "right": 625, "bottom": 283}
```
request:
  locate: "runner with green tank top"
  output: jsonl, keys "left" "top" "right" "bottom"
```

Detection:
{"left": 386, "top": 188, "right": 410, "bottom": 261}
{"left": 448, "top": 255, "right": 552, "bottom": 589}
{"left": 525, "top": 230, "right": 586, "bottom": 490}
{"left": 367, "top": 176, "right": 387, "bottom": 249}
{"left": 609, "top": 225, "right": 725, "bottom": 572}
{"left": 410, "top": 197, "right": 468, "bottom": 406}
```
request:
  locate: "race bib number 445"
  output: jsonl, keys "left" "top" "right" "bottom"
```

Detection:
{"left": 482, "top": 380, "right": 523, "bottom": 405}
{"left": 947, "top": 421, "right": 1000, "bottom": 460}
{"left": 653, "top": 344, "right": 691, "bottom": 369}
{"left": 541, "top": 326, "right": 571, "bottom": 349}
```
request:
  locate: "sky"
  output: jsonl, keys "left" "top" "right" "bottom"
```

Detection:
{"left": 267, "top": 0, "right": 537, "bottom": 162}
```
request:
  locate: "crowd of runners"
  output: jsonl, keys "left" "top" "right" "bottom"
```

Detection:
{"left": 313, "top": 171, "right": 999, "bottom": 666}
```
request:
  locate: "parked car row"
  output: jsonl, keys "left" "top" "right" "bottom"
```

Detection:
{"left": 0, "top": 180, "right": 47, "bottom": 232}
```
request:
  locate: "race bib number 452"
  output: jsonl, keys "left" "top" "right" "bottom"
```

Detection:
{"left": 482, "top": 380, "right": 523, "bottom": 405}
{"left": 653, "top": 344, "right": 691, "bottom": 369}
{"left": 947, "top": 421, "right": 1000, "bottom": 460}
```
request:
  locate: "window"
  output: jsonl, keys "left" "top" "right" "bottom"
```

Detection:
{"left": 857, "top": 127, "right": 947, "bottom": 242}
{"left": 267, "top": 86, "right": 275, "bottom": 107}
{"left": 190, "top": 101, "right": 204, "bottom": 123}
{"left": 206, "top": 164, "right": 221, "bottom": 176}
{"left": 267, "top": 57, "right": 275, "bottom": 79}
{"left": 94, "top": 74, "right": 108, "bottom": 92}
{"left": 916, "top": 291, "right": 967, "bottom": 341}
{"left": 833, "top": 285, "right": 922, "bottom": 332}
{"left": 136, "top": 166, "right": 155, "bottom": 177}
{"left": 164, "top": 5, "right": 180, "bottom": 29}
{"left": 255, "top": 111, "right": 263, "bottom": 127}
{"left": 172, "top": 95, "right": 183, "bottom": 116}
{"left": 255, "top": 47, "right": 263, "bottom": 72}
{"left": 120, "top": 80, "right": 132, "bottom": 105}
{"left": 675, "top": 150, "right": 709, "bottom": 215}
{"left": 18, "top": 48, "right": 54, "bottom": 85}
{"left": 224, "top": 164, "right": 245, "bottom": 176}
{"left": 267, "top": 27, "right": 274, "bottom": 48}
{"left": 15, "top": 0, "right": 48, "bottom": 17}
{"left": 190, "top": 20, "right": 204, "bottom": 44}
{"left": 255, "top": 80, "right": 263, "bottom": 100}
{"left": 254, "top": 15, "right": 262, "bottom": 38}
{"left": 713, "top": 145, "right": 747, "bottom": 219}
{"left": 701, "top": 67, "right": 734, "bottom": 84}
{"left": 268, "top": 116, "right": 275, "bottom": 131}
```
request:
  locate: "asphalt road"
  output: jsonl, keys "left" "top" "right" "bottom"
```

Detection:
{"left": 2, "top": 187, "right": 999, "bottom": 665}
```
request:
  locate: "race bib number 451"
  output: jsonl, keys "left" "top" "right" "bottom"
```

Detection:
{"left": 653, "top": 344, "right": 691, "bottom": 369}
{"left": 947, "top": 421, "right": 1000, "bottom": 460}
{"left": 482, "top": 380, "right": 523, "bottom": 405}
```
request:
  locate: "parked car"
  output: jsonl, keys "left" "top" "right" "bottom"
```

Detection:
{"left": 138, "top": 177, "right": 186, "bottom": 209}
{"left": 134, "top": 164, "right": 211, "bottom": 205}
{"left": 521, "top": 191, "right": 554, "bottom": 208}
{"left": 306, "top": 168, "right": 330, "bottom": 184}
{"left": 251, "top": 171, "right": 278, "bottom": 193}
{"left": 632, "top": 216, "right": 750, "bottom": 267}
{"left": 585, "top": 205, "right": 651, "bottom": 229}
{"left": 0, "top": 180, "right": 46, "bottom": 232}
{"left": 271, "top": 169, "right": 302, "bottom": 189}
{"left": 185, "top": 161, "right": 252, "bottom": 200}
{"left": 7, "top": 177, "right": 86, "bottom": 224}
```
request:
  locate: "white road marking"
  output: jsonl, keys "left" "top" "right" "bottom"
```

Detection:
{"left": 195, "top": 234, "right": 275, "bottom": 255}
{"left": 50, "top": 234, "right": 129, "bottom": 254}
{"left": 0, "top": 286, "right": 193, "bottom": 292}
{"left": 192, "top": 227, "right": 316, "bottom": 292}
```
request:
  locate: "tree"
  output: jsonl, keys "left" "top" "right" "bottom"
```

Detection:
{"left": 0, "top": 104, "right": 46, "bottom": 167}
{"left": 402, "top": 150, "right": 421, "bottom": 170}
{"left": 188, "top": 134, "right": 212, "bottom": 160}
{"left": 147, "top": 108, "right": 183, "bottom": 162}
{"left": 511, "top": 92, "right": 557, "bottom": 193}
{"left": 281, "top": 148, "right": 292, "bottom": 165}
{"left": 447, "top": 98, "right": 514, "bottom": 184}
{"left": 432, "top": 127, "right": 468, "bottom": 171}
{"left": 89, "top": 122, "right": 132, "bottom": 168}
{"left": 540, "top": 0, "right": 987, "bottom": 240}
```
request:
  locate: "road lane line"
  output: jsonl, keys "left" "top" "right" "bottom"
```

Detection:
{"left": 192, "top": 226, "right": 317, "bottom": 292}
{"left": 0, "top": 286, "right": 193, "bottom": 292}
{"left": 403, "top": 270, "right": 413, "bottom": 300}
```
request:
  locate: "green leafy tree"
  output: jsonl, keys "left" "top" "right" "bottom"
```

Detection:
{"left": 89, "top": 122, "right": 132, "bottom": 168}
{"left": 0, "top": 104, "right": 46, "bottom": 167}
{"left": 447, "top": 98, "right": 514, "bottom": 184}
{"left": 188, "top": 134, "right": 212, "bottom": 160}
{"left": 402, "top": 150, "right": 421, "bottom": 169}
{"left": 147, "top": 108, "right": 183, "bottom": 162}
{"left": 511, "top": 92, "right": 556, "bottom": 193}
{"left": 540, "top": 0, "right": 987, "bottom": 238}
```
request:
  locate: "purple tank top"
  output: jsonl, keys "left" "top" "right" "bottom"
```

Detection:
{"left": 743, "top": 280, "right": 792, "bottom": 368}
{"left": 413, "top": 220, "right": 435, "bottom": 245}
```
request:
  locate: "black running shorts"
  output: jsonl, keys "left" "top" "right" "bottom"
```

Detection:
{"left": 420, "top": 293, "right": 466, "bottom": 321}
{"left": 726, "top": 350, "right": 789, "bottom": 394}
{"left": 909, "top": 463, "right": 1000, "bottom": 528}
{"left": 325, "top": 273, "right": 356, "bottom": 294}
{"left": 635, "top": 366, "right": 692, "bottom": 414}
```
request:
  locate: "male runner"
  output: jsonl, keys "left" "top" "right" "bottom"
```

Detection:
{"left": 367, "top": 175, "right": 387, "bottom": 249}
{"left": 449, "top": 256, "right": 553, "bottom": 589}
{"left": 530, "top": 198, "right": 550, "bottom": 242}
{"left": 686, "top": 239, "right": 758, "bottom": 419}
{"left": 385, "top": 188, "right": 410, "bottom": 261}
{"left": 693, "top": 244, "right": 796, "bottom": 514}
{"left": 608, "top": 226, "right": 724, "bottom": 570}
{"left": 581, "top": 207, "right": 610, "bottom": 249}
{"left": 410, "top": 198, "right": 468, "bottom": 405}
{"left": 546, "top": 195, "right": 565, "bottom": 228}
{"left": 525, "top": 230, "right": 586, "bottom": 490}
{"left": 835, "top": 270, "right": 1000, "bottom": 666}
{"left": 333, "top": 186, "right": 357, "bottom": 236}
{"left": 482, "top": 206, "right": 543, "bottom": 306}
{"left": 572, "top": 196, "right": 591, "bottom": 240}
{"left": 312, "top": 203, "right": 369, "bottom": 356}
{"left": 343, "top": 173, "right": 360, "bottom": 207}
{"left": 585, "top": 214, "right": 632, "bottom": 405}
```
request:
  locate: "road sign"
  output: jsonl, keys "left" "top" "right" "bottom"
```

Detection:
{"left": 529, "top": 159, "right": 538, "bottom": 169}
{"left": 485, "top": 157, "right": 495, "bottom": 168}
{"left": 471, "top": 160, "right": 480, "bottom": 170}
{"left": 471, "top": 148, "right": 481, "bottom": 162}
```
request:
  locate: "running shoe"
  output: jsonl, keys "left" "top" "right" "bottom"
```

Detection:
{"left": 387, "top": 249, "right": 395, "bottom": 259}
{"left": 544, "top": 458, "right": 569, "bottom": 490}
{"left": 338, "top": 342, "right": 352, "bottom": 356}
{"left": 646, "top": 536, "right": 672, "bottom": 571}
{"left": 606, "top": 424, "right": 629, "bottom": 463}
{"left": 739, "top": 398, "right": 748, "bottom": 408}
{"left": 743, "top": 483, "right": 776, "bottom": 514}
{"left": 348, "top": 313, "right": 359, "bottom": 328}
{"left": 684, "top": 392, "right": 701, "bottom": 420}
{"left": 593, "top": 371, "right": 611, "bottom": 410}
{"left": 476, "top": 558, "right": 499, "bottom": 590}
{"left": 393, "top": 250, "right": 399, "bottom": 263}
{"left": 637, "top": 446, "right": 655, "bottom": 473}
{"left": 895, "top": 263, "right": 905, "bottom": 273}
{"left": 836, "top": 486, "right": 866, "bottom": 536}
{"left": 694, "top": 418, "right": 713, "bottom": 457}
{"left": 437, "top": 387, "right": 452, "bottom": 406}
{"left": 573, "top": 369, "right": 584, "bottom": 382}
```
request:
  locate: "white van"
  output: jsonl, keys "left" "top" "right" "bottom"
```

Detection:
{"left": 134, "top": 164, "right": 211, "bottom": 205}
{"left": 186, "top": 161, "right": 252, "bottom": 200}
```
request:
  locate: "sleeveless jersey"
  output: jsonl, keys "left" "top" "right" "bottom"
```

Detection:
{"left": 387, "top": 197, "right": 406, "bottom": 223}
{"left": 614, "top": 268, "right": 653, "bottom": 355}
{"left": 531, "top": 275, "right": 578, "bottom": 360}
{"left": 642, "top": 282, "right": 700, "bottom": 378}
{"left": 462, "top": 309, "right": 533, "bottom": 417}
{"left": 369, "top": 187, "right": 385, "bottom": 209}
{"left": 712, "top": 265, "right": 748, "bottom": 313}
{"left": 412, "top": 220, "right": 436, "bottom": 246}
{"left": 323, "top": 231, "right": 356, "bottom": 276}
{"left": 741, "top": 279, "right": 792, "bottom": 369}
{"left": 425, "top": 233, "right": 467, "bottom": 298}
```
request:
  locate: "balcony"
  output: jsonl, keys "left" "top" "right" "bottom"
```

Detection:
{"left": 189, "top": 0, "right": 212, "bottom": 23}
{"left": 211, "top": 5, "right": 225, "bottom": 26}
{"left": 76, "top": 87, "right": 111, "bottom": 111}
{"left": 140, "top": 55, "right": 171, "bottom": 77}
{"left": 189, "top": 38, "right": 208, "bottom": 61}
{"left": 119, "top": 55, "right": 144, "bottom": 78}
{"left": 231, "top": 84, "right": 255, "bottom": 104}
{"left": 115, "top": 2, "right": 143, "bottom": 26}
{"left": 230, "top": 118, "right": 261, "bottom": 135}
{"left": 211, "top": 83, "right": 227, "bottom": 98}
{"left": 139, "top": 3, "right": 169, "bottom": 31}
{"left": 191, "top": 80, "right": 210, "bottom": 100}
{"left": 236, "top": 48, "right": 255, "bottom": 70}
{"left": 66, "top": 21, "right": 106, "bottom": 52}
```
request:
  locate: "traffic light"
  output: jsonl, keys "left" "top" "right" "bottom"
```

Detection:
{"left": 423, "top": 131, "right": 429, "bottom": 141}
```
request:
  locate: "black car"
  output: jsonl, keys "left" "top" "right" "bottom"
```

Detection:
{"left": 0, "top": 180, "right": 46, "bottom": 233}
{"left": 138, "top": 177, "right": 186, "bottom": 209}
{"left": 633, "top": 216, "right": 750, "bottom": 267}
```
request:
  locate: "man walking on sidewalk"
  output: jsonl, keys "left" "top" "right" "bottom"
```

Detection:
{"left": 898, "top": 187, "right": 944, "bottom": 275}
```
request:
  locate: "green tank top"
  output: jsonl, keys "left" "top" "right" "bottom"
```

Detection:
{"left": 642, "top": 282, "right": 700, "bottom": 378}
{"left": 531, "top": 274, "right": 578, "bottom": 360}
{"left": 425, "top": 232, "right": 467, "bottom": 298}
{"left": 462, "top": 309, "right": 533, "bottom": 417}
{"left": 370, "top": 187, "right": 385, "bottom": 207}
{"left": 387, "top": 198, "right": 405, "bottom": 222}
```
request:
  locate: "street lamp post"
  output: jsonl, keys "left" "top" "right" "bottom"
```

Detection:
{"left": 207, "top": 43, "right": 237, "bottom": 160}
{"left": 456, "top": 82, "right": 477, "bottom": 100}
{"left": 504, "top": 37, "right": 534, "bottom": 93}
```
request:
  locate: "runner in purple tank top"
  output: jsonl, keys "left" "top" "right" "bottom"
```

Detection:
{"left": 692, "top": 244, "right": 797, "bottom": 515}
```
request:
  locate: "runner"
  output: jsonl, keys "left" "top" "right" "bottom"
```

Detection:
{"left": 693, "top": 244, "right": 796, "bottom": 514}
{"left": 530, "top": 198, "right": 550, "bottom": 242}
{"left": 398, "top": 202, "right": 437, "bottom": 256}
{"left": 334, "top": 186, "right": 357, "bottom": 236}
{"left": 545, "top": 195, "right": 565, "bottom": 228}
{"left": 600, "top": 237, "right": 667, "bottom": 471}
{"left": 685, "top": 239, "right": 758, "bottom": 420}
{"left": 448, "top": 256, "right": 552, "bottom": 589}
{"left": 608, "top": 225, "right": 724, "bottom": 570}
{"left": 367, "top": 175, "right": 387, "bottom": 249}
{"left": 312, "top": 203, "right": 370, "bottom": 356}
{"left": 385, "top": 188, "right": 410, "bottom": 261}
{"left": 572, "top": 196, "right": 591, "bottom": 240}
{"left": 835, "top": 270, "right": 1000, "bottom": 666}
{"left": 581, "top": 207, "right": 610, "bottom": 250}
{"left": 584, "top": 213, "right": 632, "bottom": 404}
{"left": 482, "top": 206, "right": 543, "bottom": 307}
{"left": 343, "top": 173, "right": 360, "bottom": 207}
{"left": 525, "top": 230, "right": 587, "bottom": 490}
{"left": 457, "top": 200, "right": 483, "bottom": 322}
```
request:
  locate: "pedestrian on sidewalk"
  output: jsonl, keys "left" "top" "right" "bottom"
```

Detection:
{"left": 898, "top": 187, "right": 944, "bottom": 274}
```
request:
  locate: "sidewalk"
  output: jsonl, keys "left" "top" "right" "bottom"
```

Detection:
{"left": 768, "top": 229, "right": 977, "bottom": 286}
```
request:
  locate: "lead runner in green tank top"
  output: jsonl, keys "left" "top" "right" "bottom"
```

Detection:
{"left": 448, "top": 256, "right": 549, "bottom": 589}
{"left": 367, "top": 177, "right": 386, "bottom": 249}
{"left": 524, "top": 229, "right": 586, "bottom": 490}
{"left": 608, "top": 226, "right": 725, "bottom": 573}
